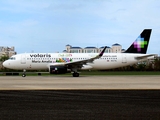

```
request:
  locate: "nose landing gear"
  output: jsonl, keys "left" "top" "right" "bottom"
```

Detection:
{"left": 22, "top": 69, "right": 26, "bottom": 77}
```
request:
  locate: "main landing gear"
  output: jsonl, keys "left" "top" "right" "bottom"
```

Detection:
{"left": 22, "top": 69, "right": 26, "bottom": 77}
{"left": 72, "top": 72, "right": 79, "bottom": 77}
{"left": 71, "top": 68, "right": 80, "bottom": 77}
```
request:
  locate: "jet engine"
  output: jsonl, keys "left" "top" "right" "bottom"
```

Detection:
{"left": 50, "top": 65, "right": 67, "bottom": 74}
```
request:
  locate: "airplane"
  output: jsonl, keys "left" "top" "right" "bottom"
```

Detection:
{"left": 3, "top": 29, "right": 154, "bottom": 77}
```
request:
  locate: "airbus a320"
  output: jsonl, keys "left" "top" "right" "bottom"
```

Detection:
{"left": 3, "top": 29, "right": 154, "bottom": 77}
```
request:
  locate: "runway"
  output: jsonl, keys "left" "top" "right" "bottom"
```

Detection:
{"left": 0, "top": 76, "right": 160, "bottom": 119}
{"left": 0, "top": 90, "right": 160, "bottom": 119}
{"left": 0, "top": 75, "right": 160, "bottom": 90}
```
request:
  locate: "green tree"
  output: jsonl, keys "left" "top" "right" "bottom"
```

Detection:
{"left": 154, "top": 57, "right": 160, "bottom": 71}
{"left": 136, "top": 62, "right": 146, "bottom": 71}
{"left": 0, "top": 55, "right": 9, "bottom": 71}
{"left": 0, "top": 55, "right": 9, "bottom": 62}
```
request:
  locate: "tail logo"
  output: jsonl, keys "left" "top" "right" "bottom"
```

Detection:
{"left": 133, "top": 36, "right": 148, "bottom": 52}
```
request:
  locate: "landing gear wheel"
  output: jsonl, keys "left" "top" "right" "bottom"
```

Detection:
{"left": 22, "top": 69, "right": 26, "bottom": 77}
{"left": 72, "top": 72, "right": 79, "bottom": 77}
{"left": 22, "top": 74, "right": 26, "bottom": 77}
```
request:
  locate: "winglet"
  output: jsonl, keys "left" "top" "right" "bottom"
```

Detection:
{"left": 89, "top": 46, "right": 107, "bottom": 61}
{"left": 98, "top": 46, "right": 107, "bottom": 57}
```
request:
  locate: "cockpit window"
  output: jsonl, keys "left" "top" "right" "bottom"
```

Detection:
{"left": 9, "top": 57, "right": 16, "bottom": 60}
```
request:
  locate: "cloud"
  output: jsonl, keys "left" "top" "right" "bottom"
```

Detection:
{"left": 0, "top": 0, "right": 50, "bottom": 13}
{"left": 0, "top": 0, "right": 159, "bottom": 53}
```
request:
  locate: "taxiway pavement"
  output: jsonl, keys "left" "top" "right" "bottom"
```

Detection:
{"left": 0, "top": 75, "right": 160, "bottom": 90}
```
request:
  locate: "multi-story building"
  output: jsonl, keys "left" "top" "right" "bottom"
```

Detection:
{"left": 65, "top": 43, "right": 123, "bottom": 53}
{"left": 0, "top": 46, "right": 16, "bottom": 69}
{"left": 112, "top": 43, "right": 122, "bottom": 53}
{"left": 0, "top": 46, "right": 16, "bottom": 58}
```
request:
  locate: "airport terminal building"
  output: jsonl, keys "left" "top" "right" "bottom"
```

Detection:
{"left": 64, "top": 44, "right": 125, "bottom": 53}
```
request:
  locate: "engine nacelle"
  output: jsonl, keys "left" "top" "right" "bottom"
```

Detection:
{"left": 81, "top": 65, "right": 93, "bottom": 70}
{"left": 50, "top": 66, "right": 67, "bottom": 74}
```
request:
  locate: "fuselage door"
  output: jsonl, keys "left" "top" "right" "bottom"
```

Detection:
{"left": 21, "top": 54, "right": 26, "bottom": 64}
{"left": 122, "top": 54, "right": 127, "bottom": 63}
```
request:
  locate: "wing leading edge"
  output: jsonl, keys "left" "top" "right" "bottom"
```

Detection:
{"left": 66, "top": 46, "right": 107, "bottom": 66}
{"left": 49, "top": 46, "right": 107, "bottom": 68}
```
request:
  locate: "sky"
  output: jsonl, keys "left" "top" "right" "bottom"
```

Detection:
{"left": 0, "top": 0, "right": 160, "bottom": 54}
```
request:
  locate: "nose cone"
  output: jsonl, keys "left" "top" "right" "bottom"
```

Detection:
{"left": 3, "top": 61, "right": 9, "bottom": 68}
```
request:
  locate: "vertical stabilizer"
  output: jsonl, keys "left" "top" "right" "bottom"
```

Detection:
{"left": 125, "top": 29, "right": 152, "bottom": 54}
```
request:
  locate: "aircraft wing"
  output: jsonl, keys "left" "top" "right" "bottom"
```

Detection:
{"left": 67, "top": 46, "right": 106, "bottom": 65}
{"left": 65, "top": 46, "right": 107, "bottom": 69}
{"left": 50, "top": 46, "right": 107, "bottom": 68}
{"left": 135, "top": 54, "right": 155, "bottom": 60}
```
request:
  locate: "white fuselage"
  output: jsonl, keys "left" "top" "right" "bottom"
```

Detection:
{"left": 3, "top": 53, "right": 151, "bottom": 71}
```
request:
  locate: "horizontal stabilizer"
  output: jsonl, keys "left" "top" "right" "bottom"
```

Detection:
{"left": 135, "top": 54, "right": 155, "bottom": 60}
